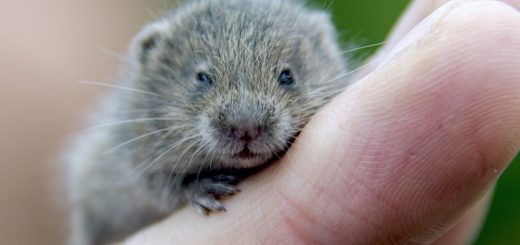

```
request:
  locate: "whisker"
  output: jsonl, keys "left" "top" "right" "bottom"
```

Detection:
{"left": 339, "top": 41, "right": 386, "bottom": 55}
{"left": 77, "top": 80, "right": 162, "bottom": 97}
{"left": 121, "top": 134, "right": 202, "bottom": 185}
{"left": 196, "top": 143, "right": 215, "bottom": 182}
{"left": 183, "top": 140, "right": 210, "bottom": 174}
{"left": 82, "top": 117, "right": 177, "bottom": 132}
{"left": 314, "top": 61, "right": 372, "bottom": 87}
{"left": 103, "top": 125, "right": 190, "bottom": 153}
{"left": 96, "top": 45, "right": 125, "bottom": 62}
{"left": 322, "top": 0, "right": 335, "bottom": 12}
{"left": 166, "top": 136, "right": 204, "bottom": 192}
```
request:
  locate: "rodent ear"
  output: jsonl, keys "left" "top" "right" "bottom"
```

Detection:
{"left": 130, "top": 20, "right": 171, "bottom": 65}
{"left": 307, "top": 12, "right": 342, "bottom": 57}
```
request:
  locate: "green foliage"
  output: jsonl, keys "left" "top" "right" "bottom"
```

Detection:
{"left": 477, "top": 156, "right": 520, "bottom": 245}
{"left": 313, "top": 1, "right": 520, "bottom": 244}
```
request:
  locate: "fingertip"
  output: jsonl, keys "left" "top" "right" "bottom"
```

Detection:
{"left": 369, "top": 0, "right": 520, "bottom": 72}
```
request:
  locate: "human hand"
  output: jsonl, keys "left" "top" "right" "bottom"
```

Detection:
{"left": 124, "top": 0, "right": 520, "bottom": 244}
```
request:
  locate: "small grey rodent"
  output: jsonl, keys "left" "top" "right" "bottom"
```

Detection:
{"left": 68, "top": 0, "right": 349, "bottom": 244}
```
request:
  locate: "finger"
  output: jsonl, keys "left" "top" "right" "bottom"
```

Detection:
{"left": 362, "top": 0, "right": 520, "bottom": 241}
{"left": 124, "top": 1, "right": 520, "bottom": 244}
{"left": 273, "top": 1, "right": 520, "bottom": 243}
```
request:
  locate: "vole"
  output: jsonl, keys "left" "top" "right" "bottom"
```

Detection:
{"left": 68, "top": 0, "right": 349, "bottom": 244}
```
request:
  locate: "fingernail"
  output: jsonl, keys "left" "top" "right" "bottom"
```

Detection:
{"left": 379, "top": 1, "right": 473, "bottom": 66}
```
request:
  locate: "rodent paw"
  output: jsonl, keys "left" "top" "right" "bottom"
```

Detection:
{"left": 210, "top": 174, "right": 240, "bottom": 185}
{"left": 184, "top": 174, "right": 241, "bottom": 215}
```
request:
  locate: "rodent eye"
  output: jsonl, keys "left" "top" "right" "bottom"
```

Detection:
{"left": 196, "top": 72, "right": 213, "bottom": 85}
{"left": 278, "top": 69, "right": 295, "bottom": 86}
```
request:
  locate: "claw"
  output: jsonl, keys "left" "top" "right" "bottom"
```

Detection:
{"left": 184, "top": 173, "right": 241, "bottom": 215}
{"left": 194, "top": 195, "right": 226, "bottom": 212}
{"left": 206, "top": 183, "right": 240, "bottom": 195}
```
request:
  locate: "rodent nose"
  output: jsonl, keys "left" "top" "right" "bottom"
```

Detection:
{"left": 231, "top": 124, "right": 262, "bottom": 143}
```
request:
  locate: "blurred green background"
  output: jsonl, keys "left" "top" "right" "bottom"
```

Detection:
{"left": 312, "top": 0, "right": 520, "bottom": 244}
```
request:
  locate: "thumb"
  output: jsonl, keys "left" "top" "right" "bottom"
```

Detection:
{"left": 272, "top": 1, "right": 520, "bottom": 243}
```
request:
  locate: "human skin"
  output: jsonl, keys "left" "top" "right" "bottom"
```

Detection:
{"left": 124, "top": 0, "right": 520, "bottom": 244}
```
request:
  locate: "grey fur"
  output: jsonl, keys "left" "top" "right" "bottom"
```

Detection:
{"left": 68, "top": 0, "right": 349, "bottom": 244}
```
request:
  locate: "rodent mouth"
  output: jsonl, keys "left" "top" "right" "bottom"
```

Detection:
{"left": 234, "top": 148, "right": 263, "bottom": 160}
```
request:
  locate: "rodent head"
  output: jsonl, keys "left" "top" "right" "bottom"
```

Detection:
{"left": 125, "top": 0, "right": 347, "bottom": 171}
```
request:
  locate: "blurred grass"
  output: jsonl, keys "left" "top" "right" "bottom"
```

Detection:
{"left": 312, "top": 0, "right": 520, "bottom": 244}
